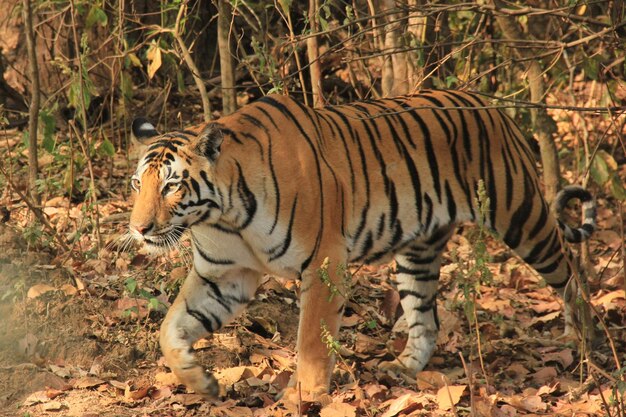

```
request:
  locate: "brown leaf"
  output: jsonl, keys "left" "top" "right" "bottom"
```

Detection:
{"left": 529, "top": 300, "right": 561, "bottom": 314}
{"left": 504, "top": 364, "right": 529, "bottom": 383}
{"left": 542, "top": 349, "right": 573, "bottom": 368}
{"left": 125, "top": 384, "right": 151, "bottom": 400}
{"left": 27, "top": 283, "right": 56, "bottom": 298}
{"left": 381, "top": 288, "right": 400, "bottom": 323}
{"left": 477, "top": 298, "right": 515, "bottom": 318}
{"left": 416, "top": 370, "right": 451, "bottom": 390}
{"left": 363, "top": 383, "right": 387, "bottom": 401}
{"left": 215, "top": 366, "right": 261, "bottom": 386}
{"left": 73, "top": 376, "right": 106, "bottom": 389}
{"left": 42, "top": 400, "right": 65, "bottom": 411}
{"left": 592, "top": 290, "right": 625, "bottom": 308}
{"left": 531, "top": 367, "right": 557, "bottom": 385}
{"left": 23, "top": 391, "right": 50, "bottom": 406}
{"left": 341, "top": 313, "right": 362, "bottom": 328}
{"left": 381, "top": 393, "right": 424, "bottom": 417}
{"left": 508, "top": 395, "right": 547, "bottom": 412}
{"left": 155, "top": 371, "right": 181, "bottom": 387}
{"left": 45, "top": 388, "right": 64, "bottom": 399}
{"left": 60, "top": 284, "right": 78, "bottom": 296}
{"left": 108, "top": 380, "right": 128, "bottom": 390}
{"left": 320, "top": 402, "right": 357, "bottom": 417}
{"left": 437, "top": 385, "right": 466, "bottom": 410}
{"left": 529, "top": 311, "right": 560, "bottom": 325}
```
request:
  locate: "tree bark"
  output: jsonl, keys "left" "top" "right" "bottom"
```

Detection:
{"left": 217, "top": 0, "right": 236, "bottom": 115}
{"left": 491, "top": 0, "right": 559, "bottom": 201}
{"left": 307, "top": 0, "right": 323, "bottom": 107}
{"left": 384, "top": 0, "right": 408, "bottom": 95}
{"left": 23, "top": 0, "right": 40, "bottom": 203}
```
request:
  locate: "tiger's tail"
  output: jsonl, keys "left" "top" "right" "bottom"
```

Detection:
{"left": 554, "top": 186, "right": 596, "bottom": 243}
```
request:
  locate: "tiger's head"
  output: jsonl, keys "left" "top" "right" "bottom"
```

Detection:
{"left": 128, "top": 118, "right": 224, "bottom": 253}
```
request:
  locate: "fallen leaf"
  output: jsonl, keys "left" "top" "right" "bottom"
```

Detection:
{"left": 320, "top": 402, "right": 357, "bottom": 417}
{"left": 23, "top": 391, "right": 50, "bottom": 406}
{"left": 542, "top": 349, "right": 573, "bottom": 368}
{"left": 529, "top": 311, "right": 560, "bottom": 325}
{"left": 60, "top": 284, "right": 78, "bottom": 296}
{"left": 73, "top": 376, "right": 106, "bottom": 389}
{"left": 381, "top": 393, "right": 424, "bottom": 417}
{"left": 155, "top": 371, "right": 181, "bottom": 387}
{"left": 42, "top": 400, "right": 65, "bottom": 411}
{"left": 215, "top": 366, "right": 261, "bottom": 386}
{"left": 416, "top": 371, "right": 451, "bottom": 390}
{"left": 529, "top": 300, "right": 561, "bottom": 314}
{"left": 109, "top": 380, "right": 128, "bottom": 390}
{"left": 381, "top": 288, "right": 400, "bottom": 323}
{"left": 531, "top": 367, "right": 557, "bottom": 385}
{"left": 437, "top": 384, "right": 466, "bottom": 410}
{"left": 508, "top": 395, "right": 547, "bottom": 412}
{"left": 592, "top": 290, "right": 625, "bottom": 308}
{"left": 27, "top": 283, "right": 57, "bottom": 298}
{"left": 125, "top": 384, "right": 151, "bottom": 400}
{"left": 45, "top": 388, "right": 64, "bottom": 399}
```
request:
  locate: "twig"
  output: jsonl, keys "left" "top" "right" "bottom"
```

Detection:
{"left": 0, "top": 164, "right": 71, "bottom": 253}
{"left": 23, "top": 0, "right": 40, "bottom": 204}
{"left": 172, "top": 3, "right": 212, "bottom": 122}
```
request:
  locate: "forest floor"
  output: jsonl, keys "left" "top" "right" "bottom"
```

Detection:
{"left": 1, "top": 118, "right": 625, "bottom": 417}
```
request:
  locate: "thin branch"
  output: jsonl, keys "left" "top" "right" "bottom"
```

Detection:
{"left": 23, "top": 0, "right": 40, "bottom": 204}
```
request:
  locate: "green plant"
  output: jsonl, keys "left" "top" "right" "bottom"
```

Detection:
{"left": 317, "top": 257, "right": 351, "bottom": 302}
{"left": 452, "top": 179, "right": 493, "bottom": 377}
{"left": 123, "top": 277, "right": 166, "bottom": 318}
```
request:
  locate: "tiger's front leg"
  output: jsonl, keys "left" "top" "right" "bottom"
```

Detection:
{"left": 287, "top": 254, "right": 347, "bottom": 402}
{"left": 160, "top": 267, "right": 261, "bottom": 397}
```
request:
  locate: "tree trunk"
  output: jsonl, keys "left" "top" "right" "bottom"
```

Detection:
{"left": 23, "top": 0, "right": 39, "bottom": 203}
{"left": 491, "top": 0, "right": 559, "bottom": 202}
{"left": 307, "top": 0, "right": 322, "bottom": 107}
{"left": 217, "top": 0, "right": 236, "bottom": 115}
{"left": 384, "top": 0, "right": 408, "bottom": 95}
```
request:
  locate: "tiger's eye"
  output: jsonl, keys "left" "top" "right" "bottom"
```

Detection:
{"left": 163, "top": 182, "right": 181, "bottom": 196}
{"left": 131, "top": 177, "right": 141, "bottom": 191}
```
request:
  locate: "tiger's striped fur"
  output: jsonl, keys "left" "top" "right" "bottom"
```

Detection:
{"left": 128, "top": 90, "right": 595, "bottom": 400}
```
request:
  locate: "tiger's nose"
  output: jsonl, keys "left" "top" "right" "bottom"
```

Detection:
{"left": 131, "top": 222, "right": 154, "bottom": 235}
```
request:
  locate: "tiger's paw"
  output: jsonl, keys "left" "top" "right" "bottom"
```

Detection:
{"left": 378, "top": 359, "right": 418, "bottom": 384}
{"left": 175, "top": 366, "right": 220, "bottom": 399}
{"left": 378, "top": 358, "right": 408, "bottom": 374}
{"left": 278, "top": 386, "right": 332, "bottom": 407}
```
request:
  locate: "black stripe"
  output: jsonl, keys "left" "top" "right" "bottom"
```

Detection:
{"left": 185, "top": 302, "right": 214, "bottom": 333}
{"left": 268, "top": 195, "right": 298, "bottom": 261}
{"left": 234, "top": 162, "right": 257, "bottom": 229}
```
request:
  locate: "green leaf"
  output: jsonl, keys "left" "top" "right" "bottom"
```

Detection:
{"left": 278, "top": 0, "right": 291, "bottom": 16}
{"left": 99, "top": 138, "right": 115, "bottom": 157}
{"left": 86, "top": 6, "right": 108, "bottom": 29}
{"left": 120, "top": 71, "right": 133, "bottom": 99}
{"left": 148, "top": 297, "right": 160, "bottom": 311}
{"left": 610, "top": 175, "right": 626, "bottom": 201}
{"left": 125, "top": 278, "right": 137, "bottom": 294}
{"left": 590, "top": 152, "right": 610, "bottom": 185}
{"left": 583, "top": 56, "right": 599, "bottom": 81}
{"left": 40, "top": 110, "right": 56, "bottom": 153}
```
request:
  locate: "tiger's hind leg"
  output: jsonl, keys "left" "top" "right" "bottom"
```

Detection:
{"left": 382, "top": 227, "right": 454, "bottom": 375}
{"left": 160, "top": 268, "right": 261, "bottom": 397}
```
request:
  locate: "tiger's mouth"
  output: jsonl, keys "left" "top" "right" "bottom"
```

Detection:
{"left": 133, "top": 226, "right": 185, "bottom": 253}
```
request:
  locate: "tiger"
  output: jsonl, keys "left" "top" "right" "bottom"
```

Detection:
{"left": 128, "top": 90, "right": 596, "bottom": 401}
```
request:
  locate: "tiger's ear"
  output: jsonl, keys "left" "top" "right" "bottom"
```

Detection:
{"left": 131, "top": 118, "right": 159, "bottom": 143}
{"left": 194, "top": 125, "right": 223, "bottom": 161}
